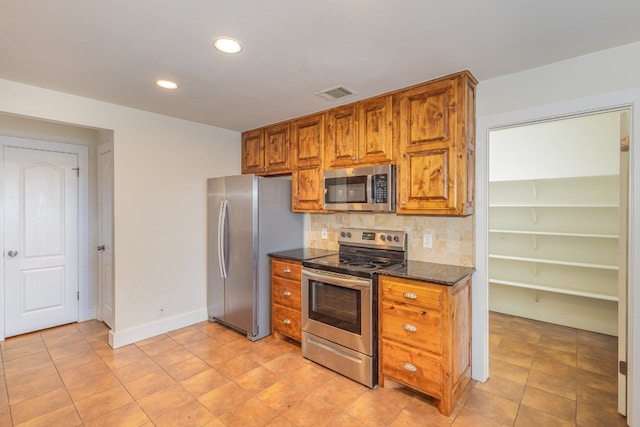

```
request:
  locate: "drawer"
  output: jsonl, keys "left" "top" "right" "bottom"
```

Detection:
{"left": 380, "top": 276, "right": 443, "bottom": 310}
{"left": 380, "top": 302, "right": 442, "bottom": 354}
{"left": 381, "top": 339, "right": 442, "bottom": 398}
{"left": 273, "top": 304, "right": 301, "bottom": 342}
{"left": 272, "top": 276, "right": 301, "bottom": 310}
{"left": 272, "top": 259, "right": 302, "bottom": 281}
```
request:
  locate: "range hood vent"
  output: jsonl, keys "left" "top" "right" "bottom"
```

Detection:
{"left": 315, "top": 85, "right": 356, "bottom": 101}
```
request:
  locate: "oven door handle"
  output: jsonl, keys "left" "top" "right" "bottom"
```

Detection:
{"left": 302, "top": 268, "right": 371, "bottom": 289}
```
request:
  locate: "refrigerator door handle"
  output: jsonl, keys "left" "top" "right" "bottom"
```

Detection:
{"left": 218, "top": 199, "right": 228, "bottom": 279}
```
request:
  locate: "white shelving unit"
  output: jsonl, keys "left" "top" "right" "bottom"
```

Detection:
{"left": 489, "top": 176, "right": 619, "bottom": 335}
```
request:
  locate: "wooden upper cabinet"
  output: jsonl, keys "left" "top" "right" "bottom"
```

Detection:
{"left": 358, "top": 95, "right": 394, "bottom": 165}
{"left": 292, "top": 113, "right": 325, "bottom": 212}
{"left": 396, "top": 71, "right": 477, "bottom": 215}
{"left": 264, "top": 123, "right": 291, "bottom": 175}
{"left": 241, "top": 123, "right": 292, "bottom": 176}
{"left": 241, "top": 129, "right": 264, "bottom": 175}
{"left": 325, "top": 105, "right": 358, "bottom": 169}
{"left": 325, "top": 95, "right": 393, "bottom": 169}
{"left": 293, "top": 113, "right": 324, "bottom": 166}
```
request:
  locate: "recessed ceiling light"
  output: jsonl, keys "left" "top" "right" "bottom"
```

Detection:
{"left": 156, "top": 80, "right": 178, "bottom": 89}
{"left": 213, "top": 37, "right": 242, "bottom": 54}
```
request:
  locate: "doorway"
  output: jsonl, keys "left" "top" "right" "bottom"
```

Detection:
{"left": 487, "top": 109, "right": 629, "bottom": 416}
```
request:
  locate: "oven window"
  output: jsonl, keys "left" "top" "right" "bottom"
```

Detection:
{"left": 325, "top": 176, "right": 367, "bottom": 204}
{"left": 308, "top": 279, "right": 361, "bottom": 334}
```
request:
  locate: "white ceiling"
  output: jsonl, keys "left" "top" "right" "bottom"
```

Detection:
{"left": 2, "top": 1, "right": 640, "bottom": 132}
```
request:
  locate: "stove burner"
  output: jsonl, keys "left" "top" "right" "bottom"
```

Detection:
{"left": 347, "top": 263, "right": 376, "bottom": 269}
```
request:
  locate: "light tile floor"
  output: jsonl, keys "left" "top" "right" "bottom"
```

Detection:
{"left": 0, "top": 312, "right": 627, "bottom": 426}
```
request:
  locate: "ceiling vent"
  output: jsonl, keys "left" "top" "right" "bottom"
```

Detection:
{"left": 315, "top": 85, "right": 356, "bottom": 101}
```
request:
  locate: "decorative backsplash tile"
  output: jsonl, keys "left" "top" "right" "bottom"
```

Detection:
{"left": 306, "top": 213, "right": 474, "bottom": 267}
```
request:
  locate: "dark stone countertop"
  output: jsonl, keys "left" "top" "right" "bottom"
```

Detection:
{"left": 380, "top": 261, "right": 475, "bottom": 286}
{"left": 268, "top": 248, "right": 337, "bottom": 262}
{"left": 269, "top": 248, "right": 475, "bottom": 285}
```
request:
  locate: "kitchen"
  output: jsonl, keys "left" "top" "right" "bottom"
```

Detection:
{"left": 1, "top": 2, "right": 640, "bottom": 426}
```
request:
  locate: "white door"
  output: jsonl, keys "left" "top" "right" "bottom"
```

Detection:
{"left": 4, "top": 146, "right": 79, "bottom": 337}
{"left": 98, "top": 142, "right": 114, "bottom": 328}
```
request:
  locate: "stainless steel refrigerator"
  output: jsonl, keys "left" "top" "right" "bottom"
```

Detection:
{"left": 207, "top": 174, "right": 303, "bottom": 341}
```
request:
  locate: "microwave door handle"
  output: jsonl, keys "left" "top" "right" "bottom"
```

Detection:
{"left": 303, "top": 269, "right": 370, "bottom": 289}
{"left": 368, "top": 174, "right": 374, "bottom": 203}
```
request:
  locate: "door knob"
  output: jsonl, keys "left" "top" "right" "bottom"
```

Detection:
{"left": 7, "top": 250, "right": 18, "bottom": 257}
{"left": 97, "top": 245, "right": 105, "bottom": 251}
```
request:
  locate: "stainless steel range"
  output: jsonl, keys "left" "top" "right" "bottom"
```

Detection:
{"left": 301, "top": 228, "right": 407, "bottom": 387}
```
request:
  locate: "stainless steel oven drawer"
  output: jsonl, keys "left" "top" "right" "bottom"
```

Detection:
{"left": 302, "top": 331, "right": 375, "bottom": 388}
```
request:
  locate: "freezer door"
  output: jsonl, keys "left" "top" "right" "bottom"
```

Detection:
{"left": 222, "top": 175, "right": 257, "bottom": 335}
{"left": 207, "top": 177, "right": 226, "bottom": 320}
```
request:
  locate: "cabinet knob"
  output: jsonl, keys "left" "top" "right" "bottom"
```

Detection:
{"left": 282, "top": 318, "right": 291, "bottom": 325}
{"left": 283, "top": 290, "right": 292, "bottom": 297}
{"left": 283, "top": 267, "right": 291, "bottom": 273}
{"left": 403, "top": 323, "right": 417, "bottom": 332}
{"left": 402, "top": 292, "right": 417, "bottom": 300}
{"left": 403, "top": 363, "right": 418, "bottom": 372}
{"left": 401, "top": 201, "right": 406, "bottom": 205}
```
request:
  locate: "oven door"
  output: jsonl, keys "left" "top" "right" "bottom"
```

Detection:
{"left": 301, "top": 267, "right": 372, "bottom": 355}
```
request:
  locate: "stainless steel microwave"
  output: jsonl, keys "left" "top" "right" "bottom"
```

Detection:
{"left": 323, "top": 164, "right": 396, "bottom": 212}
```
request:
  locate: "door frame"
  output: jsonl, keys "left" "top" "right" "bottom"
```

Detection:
{"left": 475, "top": 87, "right": 639, "bottom": 425}
{"left": 97, "top": 140, "right": 114, "bottom": 328}
{"left": 0, "top": 136, "right": 89, "bottom": 341}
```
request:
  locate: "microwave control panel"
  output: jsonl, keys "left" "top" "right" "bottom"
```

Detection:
{"left": 371, "top": 174, "right": 388, "bottom": 202}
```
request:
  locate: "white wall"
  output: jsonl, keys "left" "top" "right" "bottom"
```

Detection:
{"left": 476, "top": 41, "right": 640, "bottom": 426}
{"left": 0, "top": 79, "right": 241, "bottom": 347}
{"left": 489, "top": 111, "right": 621, "bottom": 181}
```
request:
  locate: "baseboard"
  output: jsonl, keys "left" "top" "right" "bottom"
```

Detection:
{"left": 109, "top": 308, "right": 208, "bottom": 348}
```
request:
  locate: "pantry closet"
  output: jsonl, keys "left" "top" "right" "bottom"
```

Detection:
{"left": 488, "top": 110, "right": 628, "bottom": 336}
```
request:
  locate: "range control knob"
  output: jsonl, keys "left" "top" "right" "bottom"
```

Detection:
{"left": 394, "top": 235, "right": 400, "bottom": 242}
{"left": 380, "top": 235, "right": 386, "bottom": 241}
{"left": 341, "top": 232, "right": 346, "bottom": 238}
{"left": 346, "top": 232, "right": 352, "bottom": 238}
{"left": 386, "top": 235, "right": 393, "bottom": 241}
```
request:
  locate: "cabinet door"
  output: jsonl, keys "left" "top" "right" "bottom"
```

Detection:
{"left": 241, "top": 129, "right": 264, "bottom": 174}
{"left": 292, "top": 113, "right": 325, "bottom": 211}
{"left": 264, "top": 123, "right": 291, "bottom": 175}
{"left": 292, "top": 165, "right": 324, "bottom": 212}
{"left": 325, "top": 105, "right": 358, "bottom": 169}
{"left": 293, "top": 114, "right": 324, "bottom": 166}
{"left": 397, "top": 78, "right": 457, "bottom": 212}
{"left": 396, "top": 73, "right": 476, "bottom": 215}
{"left": 359, "top": 94, "right": 394, "bottom": 165}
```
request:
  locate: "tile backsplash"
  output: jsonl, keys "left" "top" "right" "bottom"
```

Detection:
{"left": 305, "top": 213, "right": 474, "bottom": 267}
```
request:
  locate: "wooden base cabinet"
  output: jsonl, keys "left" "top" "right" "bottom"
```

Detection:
{"left": 271, "top": 258, "right": 302, "bottom": 342}
{"left": 378, "top": 274, "right": 472, "bottom": 416}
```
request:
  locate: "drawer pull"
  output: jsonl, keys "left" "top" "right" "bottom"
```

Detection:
{"left": 283, "top": 290, "right": 292, "bottom": 297}
{"left": 283, "top": 267, "right": 291, "bottom": 273}
{"left": 402, "top": 292, "right": 417, "bottom": 299}
{"left": 403, "top": 323, "right": 417, "bottom": 332}
{"left": 403, "top": 363, "right": 418, "bottom": 372}
{"left": 282, "top": 318, "right": 291, "bottom": 325}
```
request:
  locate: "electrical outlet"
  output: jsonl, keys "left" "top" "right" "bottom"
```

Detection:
{"left": 158, "top": 304, "right": 166, "bottom": 318}
{"left": 422, "top": 233, "right": 433, "bottom": 248}
{"left": 321, "top": 228, "right": 328, "bottom": 239}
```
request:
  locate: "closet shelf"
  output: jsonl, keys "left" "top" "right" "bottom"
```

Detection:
{"left": 489, "top": 203, "right": 618, "bottom": 208}
{"left": 489, "top": 279, "right": 619, "bottom": 302}
{"left": 489, "top": 229, "right": 618, "bottom": 239}
{"left": 489, "top": 254, "right": 618, "bottom": 270}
